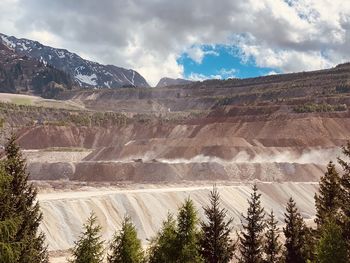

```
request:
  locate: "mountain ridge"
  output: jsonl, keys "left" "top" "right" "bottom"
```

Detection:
{"left": 0, "top": 39, "right": 74, "bottom": 97}
{"left": 0, "top": 33, "right": 149, "bottom": 88}
{"left": 156, "top": 77, "right": 193, "bottom": 88}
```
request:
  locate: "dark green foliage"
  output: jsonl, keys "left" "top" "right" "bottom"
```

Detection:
{"left": 32, "top": 67, "right": 73, "bottom": 97}
{"left": 70, "top": 212, "right": 104, "bottom": 263}
{"left": 0, "top": 166, "right": 20, "bottom": 263}
{"left": 283, "top": 197, "right": 308, "bottom": 263}
{"left": 0, "top": 219, "right": 20, "bottom": 263}
{"left": 0, "top": 52, "right": 74, "bottom": 96}
{"left": 264, "top": 211, "right": 282, "bottom": 263}
{"left": 238, "top": 184, "right": 265, "bottom": 263}
{"left": 335, "top": 84, "right": 350, "bottom": 93}
{"left": 148, "top": 214, "right": 177, "bottom": 263}
{"left": 108, "top": 216, "right": 144, "bottom": 263}
{"left": 199, "top": 187, "right": 234, "bottom": 263}
{"left": 315, "top": 161, "right": 342, "bottom": 233}
{"left": 338, "top": 142, "right": 350, "bottom": 256}
{"left": 293, "top": 103, "right": 347, "bottom": 113}
{"left": 4, "top": 134, "right": 48, "bottom": 263}
{"left": 176, "top": 198, "right": 203, "bottom": 263}
{"left": 316, "top": 217, "right": 347, "bottom": 263}
{"left": 302, "top": 226, "right": 316, "bottom": 262}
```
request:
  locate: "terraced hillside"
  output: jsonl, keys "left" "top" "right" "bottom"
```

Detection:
{"left": 0, "top": 63, "right": 349, "bottom": 183}
{"left": 1, "top": 63, "right": 350, "bottom": 261}
{"left": 57, "top": 62, "right": 350, "bottom": 113}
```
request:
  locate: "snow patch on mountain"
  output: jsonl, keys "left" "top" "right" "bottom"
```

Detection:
{"left": 75, "top": 73, "right": 97, "bottom": 86}
{"left": 0, "top": 35, "right": 15, "bottom": 49}
{"left": 56, "top": 50, "right": 66, "bottom": 59}
{"left": 0, "top": 33, "right": 150, "bottom": 88}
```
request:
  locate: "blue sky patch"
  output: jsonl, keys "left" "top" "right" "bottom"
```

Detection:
{"left": 178, "top": 45, "right": 279, "bottom": 81}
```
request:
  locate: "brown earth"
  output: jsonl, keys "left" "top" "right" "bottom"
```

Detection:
{"left": 16, "top": 109, "right": 347, "bottom": 182}
{"left": 1, "top": 63, "right": 349, "bottom": 183}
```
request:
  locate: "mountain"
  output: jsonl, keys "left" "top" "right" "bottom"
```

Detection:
{"left": 0, "top": 41, "right": 74, "bottom": 98}
{"left": 156, "top": 77, "right": 193, "bottom": 87}
{"left": 0, "top": 33, "right": 149, "bottom": 88}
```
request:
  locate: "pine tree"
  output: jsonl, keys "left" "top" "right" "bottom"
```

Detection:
{"left": 0, "top": 219, "right": 20, "bottom": 263}
{"left": 176, "top": 198, "right": 203, "bottom": 263}
{"left": 199, "top": 186, "right": 234, "bottom": 263}
{"left": 148, "top": 213, "right": 177, "bottom": 263}
{"left": 316, "top": 217, "right": 347, "bottom": 263}
{"left": 4, "top": 134, "right": 48, "bottom": 263}
{"left": 303, "top": 226, "right": 316, "bottom": 262}
{"left": 283, "top": 197, "right": 307, "bottom": 263}
{"left": 70, "top": 212, "right": 104, "bottom": 263}
{"left": 264, "top": 210, "right": 282, "bottom": 263}
{"left": 338, "top": 142, "right": 350, "bottom": 253}
{"left": 238, "top": 184, "right": 265, "bottom": 263}
{"left": 108, "top": 216, "right": 144, "bottom": 263}
{"left": 314, "top": 161, "right": 341, "bottom": 229}
{"left": 0, "top": 165, "right": 20, "bottom": 263}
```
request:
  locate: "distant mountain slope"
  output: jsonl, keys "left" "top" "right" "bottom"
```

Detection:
{"left": 0, "top": 33, "right": 149, "bottom": 88}
{"left": 0, "top": 42, "right": 74, "bottom": 98}
{"left": 156, "top": 77, "right": 193, "bottom": 87}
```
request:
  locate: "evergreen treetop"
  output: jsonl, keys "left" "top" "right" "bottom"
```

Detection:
{"left": 148, "top": 213, "right": 177, "bottom": 263}
{"left": 108, "top": 216, "right": 144, "bottom": 263}
{"left": 199, "top": 186, "right": 234, "bottom": 263}
{"left": 176, "top": 198, "right": 203, "bottom": 263}
{"left": 314, "top": 161, "right": 342, "bottom": 228}
{"left": 69, "top": 212, "right": 104, "bottom": 263}
{"left": 264, "top": 210, "right": 282, "bottom": 263}
{"left": 283, "top": 197, "right": 307, "bottom": 263}
{"left": 238, "top": 184, "right": 265, "bottom": 263}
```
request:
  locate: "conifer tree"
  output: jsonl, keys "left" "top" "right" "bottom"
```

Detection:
{"left": 338, "top": 142, "right": 350, "bottom": 252}
{"left": 0, "top": 166, "right": 20, "bottom": 263}
{"left": 283, "top": 197, "right": 307, "bottom": 263}
{"left": 70, "top": 212, "right": 104, "bottom": 263}
{"left": 0, "top": 219, "right": 20, "bottom": 263}
{"left": 176, "top": 198, "right": 203, "bottom": 263}
{"left": 148, "top": 213, "right": 177, "bottom": 263}
{"left": 238, "top": 184, "right": 265, "bottom": 263}
{"left": 316, "top": 217, "right": 347, "bottom": 263}
{"left": 4, "top": 134, "right": 48, "bottom": 263}
{"left": 199, "top": 187, "right": 234, "bottom": 263}
{"left": 314, "top": 161, "right": 341, "bottom": 229}
{"left": 264, "top": 210, "right": 282, "bottom": 263}
{"left": 108, "top": 216, "right": 144, "bottom": 263}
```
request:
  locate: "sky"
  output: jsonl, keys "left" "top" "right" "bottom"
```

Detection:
{"left": 1, "top": 0, "right": 350, "bottom": 86}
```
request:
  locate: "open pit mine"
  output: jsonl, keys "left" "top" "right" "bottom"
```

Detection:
{"left": 1, "top": 62, "right": 350, "bottom": 261}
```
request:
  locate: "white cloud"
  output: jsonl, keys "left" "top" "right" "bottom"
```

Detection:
{"left": 27, "top": 30, "right": 63, "bottom": 48}
{"left": 218, "top": 68, "right": 236, "bottom": 78}
{"left": 188, "top": 73, "right": 222, "bottom": 81}
{"left": 185, "top": 46, "right": 219, "bottom": 64}
{"left": 1, "top": 0, "right": 350, "bottom": 85}
{"left": 188, "top": 68, "right": 235, "bottom": 81}
{"left": 267, "top": 70, "right": 278, "bottom": 75}
{"left": 186, "top": 46, "right": 205, "bottom": 64}
{"left": 238, "top": 42, "right": 333, "bottom": 73}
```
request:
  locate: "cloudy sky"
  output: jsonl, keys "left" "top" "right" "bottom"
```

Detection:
{"left": 1, "top": 0, "right": 350, "bottom": 86}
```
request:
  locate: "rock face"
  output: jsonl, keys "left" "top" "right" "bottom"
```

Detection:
{"left": 156, "top": 77, "right": 193, "bottom": 87}
{"left": 0, "top": 33, "right": 149, "bottom": 88}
